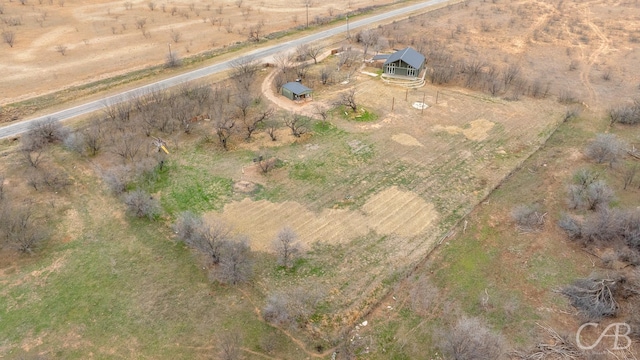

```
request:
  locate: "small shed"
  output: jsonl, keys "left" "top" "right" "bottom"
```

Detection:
{"left": 383, "top": 47, "right": 425, "bottom": 78}
{"left": 281, "top": 82, "right": 313, "bottom": 101}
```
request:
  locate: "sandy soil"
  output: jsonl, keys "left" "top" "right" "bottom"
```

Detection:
{"left": 0, "top": 0, "right": 398, "bottom": 105}
{"left": 207, "top": 186, "right": 438, "bottom": 252}
{"left": 432, "top": 118, "right": 495, "bottom": 141}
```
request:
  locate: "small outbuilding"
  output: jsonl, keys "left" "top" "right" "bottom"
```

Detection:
{"left": 281, "top": 82, "right": 313, "bottom": 101}
{"left": 383, "top": 47, "right": 425, "bottom": 78}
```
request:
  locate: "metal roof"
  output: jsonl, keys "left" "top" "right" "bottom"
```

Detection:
{"left": 282, "top": 82, "right": 312, "bottom": 95}
{"left": 372, "top": 54, "right": 390, "bottom": 61}
{"left": 383, "top": 47, "right": 425, "bottom": 70}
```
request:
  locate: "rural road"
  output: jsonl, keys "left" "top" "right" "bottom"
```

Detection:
{"left": 0, "top": 0, "right": 455, "bottom": 139}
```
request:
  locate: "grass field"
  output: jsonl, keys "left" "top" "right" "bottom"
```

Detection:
{"left": 2, "top": 0, "right": 640, "bottom": 358}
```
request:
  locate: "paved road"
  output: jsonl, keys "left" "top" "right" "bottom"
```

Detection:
{"left": 0, "top": 0, "right": 454, "bottom": 139}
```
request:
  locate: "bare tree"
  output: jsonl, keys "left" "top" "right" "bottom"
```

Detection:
{"left": 2, "top": 30, "right": 15, "bottom": 48}
{"left": 262, "top": 286, "right": 324, "bottom": 329}
{"left": 313, "top": 104, "right": 328, "bottom": 121}
{"left": 235, "top": 91, "right": 254, "bottom": 123}
{"left": 463, "top": 58, "right": 486, "bottom": 87}
{"left": 213, "top": 116, "right": 235, "bottom": 150}
{"left": 320, "top": 66, "right": 333, "bottom": 85}
{"left": 273, "top": 71, "right": 288, "bottom": 93}
{"left": 230, "top": 56, "right": 259, "bottom": 92}
{"left": 27, "top": 117, "right": 68, "bottom": 145}
{"left": 124, "top": 189, "right": 161, "bottom": 219}
{"left": 409, "top": 276, "right": 439, "bottom": 316}
{"left": 272, "top": 226, "right": 301, "bottom": 268}
{"left": 257, "top": 153, "right": 277, "bottom": 174}
{"left": 165, "top": 49, "right": 182, "bottom": 68}
{"left": 173, "top": 211, "right": 204, "bottom": 243}
{"left": 180, "top": 216, "right": 231, "bottom": 265}
{"left": 338, "top": 88, "right": 358, "bottom": 112}
{"left": 438, "top": 317, "right": 505, "bottom": 360}
{"left": 169, "top": 29, "right": 181, "bottom": 43}
{"left": 83, "top": 121, "right": 102, "bottom": 156}
{"left": 585, "top": 133, "right": 625, "bottom": 168}
{"left": 306, "top": 44, "right": 323, "bottom": 64}
{"left": 0, "top": 175, "right": 4, "bottom": 202}
{"left": 112, "top": 134, "right": 143, "bottom": 162}
{"left": 248, "top": 22, "right": 264, "bottom": 42}
{"left": 234, "top": 0, "right": 243, "bottom": 7}
{"left": 295, "top": 62, "right": 309, "bottom": 79}
{"left": 147, "top": 1, "right": 156, "bottom": 11}
{"left": 216, "top": 238, "right": 253, "bottom": 285}
{"left": 283, "top": 114, "right": 309, "bottom": 137}
{"left": 357, "top": 29, "right": 380, "bottom": 57}
{"left": 135, "top": 18, "right": 147, "bottom": 29}
{"left": 295, "top": 44, "right": 309, "bottom": 62}
{"left": 502, "top": 63, "right": 521, "bottom": 88}
{"left": 244, "top": 107, "right": 274, "bottom": 140}
{"left": 337, "top": 49, "right": 359, "bottom": 69}
{"left": 0, "top": 204, "right": 47, "bottom": 253}
{"left": 218, "top": 331, "right": 242, "bottom": 360}
{"left": 273, "top": 52, "right": 295, "bottom": 73}
{"left": 264, "top": 118, "right": 279, "bottom": 141}
{"left": 624, "top": 164, "right": 638, "bottom": 190}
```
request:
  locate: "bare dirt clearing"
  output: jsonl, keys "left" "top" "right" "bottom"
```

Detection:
{"left": 0, "top": 0, "right": 400, "bottom": 105}
{"left": 212, "top": 186, "right": 437, "bottom": 252}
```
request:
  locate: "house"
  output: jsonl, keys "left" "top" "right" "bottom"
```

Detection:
{"left": 281, "top": 82, "right": 313, "bottom": 101}
{"left": 383, "top": 47, "right": 425, "bottom": 78}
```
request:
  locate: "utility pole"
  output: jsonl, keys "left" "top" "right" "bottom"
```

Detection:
{"left": 346, "top": 15, "right": 350, "bottom": 40}
{"left": 306, "top": 3, "right": 309, "bottom": 29}
{"left": 168, "top": 43, "right": 172, "bottom": 59}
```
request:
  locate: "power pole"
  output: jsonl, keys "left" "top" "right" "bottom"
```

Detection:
{"left": 306, "top": 3, "right": 309, "bottom": 28}
{"left": 346, "top": 15, "right": 350, "bottom": 40}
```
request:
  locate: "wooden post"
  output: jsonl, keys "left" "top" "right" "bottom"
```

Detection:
{"left": 436, "top": 90, "right": 439, "bottom": 104}
{"left": 392, "top": 97, "right": 395, "bottom": 111}
{"left": 421, "top": 92, "right": 426, "bottom": 115}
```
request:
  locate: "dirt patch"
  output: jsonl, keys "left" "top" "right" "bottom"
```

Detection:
{"left": 391, "top": 133, "right": 424, "bottom": 147}
{"left": 0, "top": 0, "right": 399, "bottom": 106}
{"left": 208, "top": 186, "right": 438, "bottom": 252}
{"left": 233, "top": 181, "right": 257, "bottom": 193}
{"left": 361, "top": 186, "right": 437, "bottom": 237}
{"left": 432, "top": 118, "right": 495, "bottom": 141}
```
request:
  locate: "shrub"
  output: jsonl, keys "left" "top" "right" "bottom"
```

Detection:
{"left": 558, "top": 213, "right": 582, "bottom": 239}
{"left": 173, "top": 211, "right": 204, "bottom": 243}
{"left": 262, "top": 286, "right": 324, "bottom": 329}
{"left": 585, "top": 133, "right": 625, "bottom": 167}
{"left": 561, "top": 275, "right": 621, "bottom": 321}
{"left": 123, "top": 189, "right": 161, "bottom": 220}
{"left": 511, "top": 204, "right": 545, "bottom": 232}
{"left": 0, "top": 204, "right": 47, "bottom": 253}
{"left": 567, "top": 179, "right": 614, "bottom": 211}
{"left": 24, "top": 117, "right": 69, "bottom": 150}
{"left": 438, "top": 317, "right": 505, "bottom": 360}
{"left": 409, "top": 276, "right": 439, "bottom": 315}
{"left": 609, "top": 101, "right": 640, "bottom": 125}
